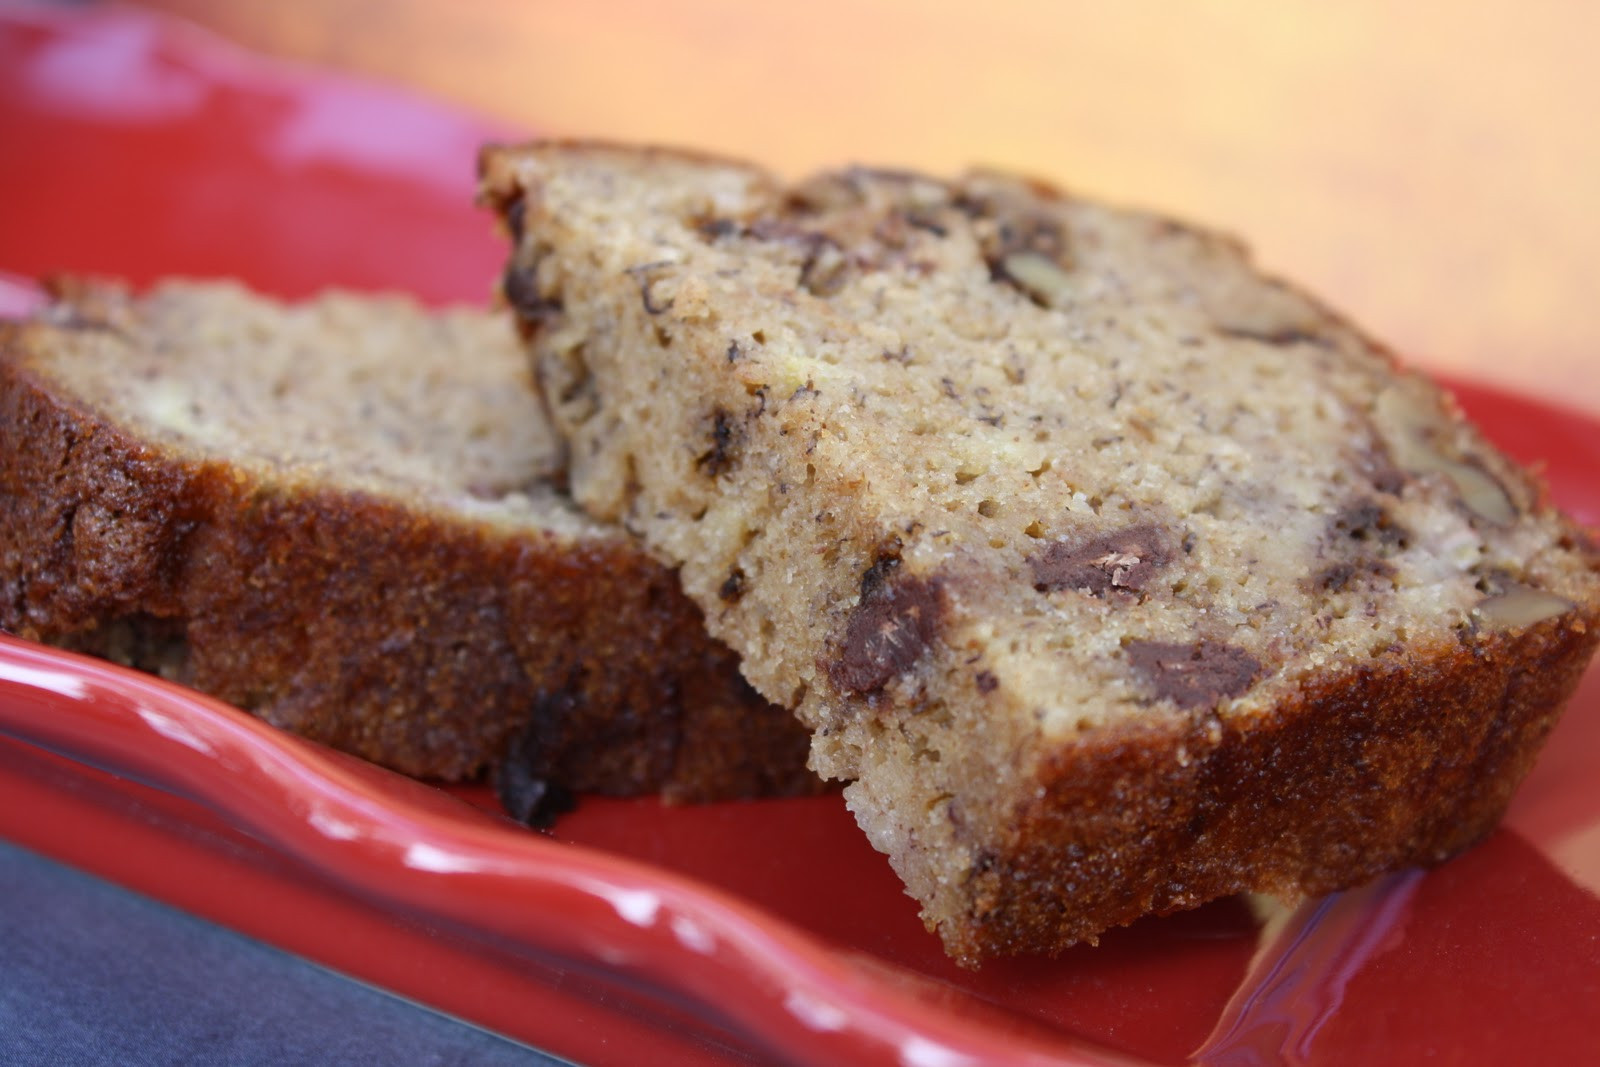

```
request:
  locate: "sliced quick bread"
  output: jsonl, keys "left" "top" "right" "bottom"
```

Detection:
{"left": 480, "top": 142, "right": 1600, "bottom": 960}
{"left": 0, "top": 277, "right": 818, "bottom": 810}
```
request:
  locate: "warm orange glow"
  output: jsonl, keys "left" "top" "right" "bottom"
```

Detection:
{"left": 136, "top": 0, "right": 1600, "bottom": 415}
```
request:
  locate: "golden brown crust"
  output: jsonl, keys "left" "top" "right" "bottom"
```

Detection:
{"left": 0, "top": 304, "right": 818, "bottom": 800}
{"left": 953, "top": 615, "right": 1597, "bottom": 962}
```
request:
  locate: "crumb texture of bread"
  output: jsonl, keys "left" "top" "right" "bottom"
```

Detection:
{"left": 0, "top": 278, "right": 818, "bottom": 801}
{"left": 481, "top": 142, "right": 1600, "bottom": 962}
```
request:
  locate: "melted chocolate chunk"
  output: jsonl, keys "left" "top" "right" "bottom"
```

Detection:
{"left": 501, "top": 263, "right": 561, "bottom": 326}
{"left": 1029, "top": 524, "right": 1174, "bottom": 596}
{"left": 719, "top": 567, "right": 747, "bottom": 602}
{"left": 493, "top": 705, "right": 580, "bottom": 829}
{"left": 975, "top": 670, "right": 999, "bottom": 694}
{"left": 505, "top": 196, "right": 527, "bottom": 243}
{"left": 1370, "top": 463, "right": 1408, "bottom": 497}
{"left": 1126, "top": 640, "right": 1261, "bottom": 709}
{"left": 1314, "top": 558, "right": 1396, "bottom": 593}
{"left": 625, "top": 262, "right": 676, "bottom": 315}
{"left": 738, "top": 220, "right": 855, "bottom": 294}
{"left": 1350, "top": 440, "right": 1410, "bottom": 496}
{"left": 858, "top": 549, "right": 903, "bottom": 599}
{"left": 696, "top": 409, "right": 738, "bottom": 477}
{"left": 829, "top": 571, "right": 944, "bottom": 695}
{"left": 495, "top": 766, "right": 577, "bottom": 829}
{"left": 1329, "top": 499, "right": 1408, "bottom": 547}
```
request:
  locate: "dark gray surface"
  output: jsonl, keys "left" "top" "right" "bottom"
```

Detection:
{"left": 0, "top": 838, "right": 569, "bottom": 1066}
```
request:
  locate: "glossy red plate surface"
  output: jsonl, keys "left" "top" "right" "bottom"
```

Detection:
{"left": 2, "top": 7, "right": 1598, "bottom": 1065}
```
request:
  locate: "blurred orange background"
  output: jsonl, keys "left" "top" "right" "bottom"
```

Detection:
{"left": 133, "top": 0, "right": 1598, "bottom": 415}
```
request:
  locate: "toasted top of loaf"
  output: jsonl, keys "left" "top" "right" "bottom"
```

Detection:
{"left": 0, "top": 278, "right": 816, "bottom": 802}
{"left": 482, "top": 141, "right": 1600, "bottom": 959}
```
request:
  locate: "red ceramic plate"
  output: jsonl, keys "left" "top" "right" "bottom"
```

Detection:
{"left": 2, "top": 7, "right": 1598, "bottom": 1065}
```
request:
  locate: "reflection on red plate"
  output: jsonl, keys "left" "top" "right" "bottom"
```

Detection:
{"left": 1, "top": 6, "right": 1597, "bottom": 1065}
{"left": 0, "top": 3, "right": 507, "bottom": 303}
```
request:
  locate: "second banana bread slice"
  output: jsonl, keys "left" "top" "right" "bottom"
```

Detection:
{"left": 0, "top": 278, "right": 818, "bottom": 811}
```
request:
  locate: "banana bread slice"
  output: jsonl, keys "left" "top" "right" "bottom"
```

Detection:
{"left": 481, "top": 142, "right": 1600, "bottom": 961}
{"left": 0, "top": 278, "right": 817, "bottom": 807}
